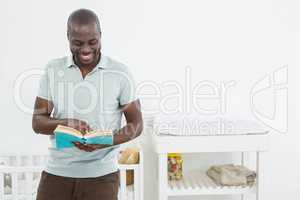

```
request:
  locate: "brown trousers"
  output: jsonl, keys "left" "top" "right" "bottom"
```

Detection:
{"left": 36, "top": 170, "right": 119, "bottom": 200}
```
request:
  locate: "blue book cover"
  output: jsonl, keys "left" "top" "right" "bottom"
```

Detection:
{"left": 54, "top": 125, "right": 113, "bottom": 149}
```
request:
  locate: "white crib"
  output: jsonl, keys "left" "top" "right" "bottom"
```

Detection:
{"left": 0, "top": 150, "right": 143, "bottom": 200}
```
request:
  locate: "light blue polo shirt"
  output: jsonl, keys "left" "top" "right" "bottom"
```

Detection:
{"left": 37, "top": 54, "right": 137, "bottom": 178}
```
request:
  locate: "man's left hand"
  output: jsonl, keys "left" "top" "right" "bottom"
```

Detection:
{"left": 72, "top": 142, "right": 111, "bottom": 152}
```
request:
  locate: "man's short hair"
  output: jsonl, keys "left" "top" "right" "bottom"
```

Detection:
{"left": 67, "top": 9, "right": 101, "bottom": 33}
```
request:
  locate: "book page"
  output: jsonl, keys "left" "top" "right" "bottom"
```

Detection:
{"left": 84, "top": 130, "right": 112, "bottom": 138}
{"left": 54, "top": 125, "right": 83, "bottom": 137}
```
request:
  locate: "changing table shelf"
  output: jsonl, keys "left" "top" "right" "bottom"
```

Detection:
{"left": 151, "top": 133, "right": 269, "bottom": 200}
{"left": 167, "top": 170, "right": 255, "bottom": 196}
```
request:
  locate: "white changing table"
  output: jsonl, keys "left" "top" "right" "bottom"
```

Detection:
{"left": 151, "top": 133, "right": 269, "bottom": 200}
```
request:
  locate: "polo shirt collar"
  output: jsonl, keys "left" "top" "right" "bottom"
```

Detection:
{"left": 66, "top": 53, "right": 107, "bottom": 69}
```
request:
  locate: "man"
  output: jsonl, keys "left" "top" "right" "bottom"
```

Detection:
{"left": 32, "top": 8, "right": 143, "bottom": 200}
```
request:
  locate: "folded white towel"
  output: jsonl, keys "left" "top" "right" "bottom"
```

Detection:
{"left": 206, "top": 164, "right": 256, "bottom": 186}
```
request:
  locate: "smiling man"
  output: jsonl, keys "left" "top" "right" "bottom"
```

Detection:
{"left": 32, "top": 9, "right": 143, "bottom": 200}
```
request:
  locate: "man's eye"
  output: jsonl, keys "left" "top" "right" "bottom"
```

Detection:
{"left": 73, "top": 42, "right": 82, "bottom": 46}
{"left": 89, "top": 40, "right": 97, "bottom": 45}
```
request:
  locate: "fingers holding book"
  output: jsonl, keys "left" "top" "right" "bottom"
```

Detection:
{"left": 72, "top": 142, "right": 110, "bottom": 152}
{"left": 66, "top": 119, "right": 91, "bottom": 135}
{"left": 72, "top": 142, "right": 94, "bottom": 152}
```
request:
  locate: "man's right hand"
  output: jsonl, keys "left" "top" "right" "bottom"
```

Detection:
{"left": 66, "top": 119, "right": 91, "bottom": 135}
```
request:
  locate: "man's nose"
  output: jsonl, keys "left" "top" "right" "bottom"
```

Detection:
{"left": 81, "top": 44, "right": 92, "bottom": 54}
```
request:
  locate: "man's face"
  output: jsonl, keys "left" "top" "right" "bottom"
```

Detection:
{"left": 68, "top": 23, "right": 101, "bottom": 67}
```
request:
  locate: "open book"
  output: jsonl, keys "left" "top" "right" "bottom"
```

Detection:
{"left": 54, "top": 125, "right": 113, "bottom": 149}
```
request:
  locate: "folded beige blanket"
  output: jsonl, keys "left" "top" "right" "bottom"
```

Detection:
{"left": 206, "top": 164, "right": 256, "bottom": 186}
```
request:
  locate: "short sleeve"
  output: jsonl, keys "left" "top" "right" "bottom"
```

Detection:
{"left": 119, "top": 67, "right": 138, "bottom": 106}
{"left": 37, "top": 63, "right": 52, "bottom": 101}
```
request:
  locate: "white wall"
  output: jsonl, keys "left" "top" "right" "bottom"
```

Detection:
{"left": 0, "top": 0, "right": 299, "bottom": 199}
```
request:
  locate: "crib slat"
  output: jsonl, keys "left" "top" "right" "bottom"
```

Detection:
{"left": 27, "top": 155, "right": 33, "bottom": 166}
{"left": 16, "top": 156, "right": 21, "bottom": 166}
{"left": 25, "top": 172, "right": 34, "bottom": 195}
{"left": 33, "top": 155, "right": 39, "bottom": 166}
{"left": 139, "top": 150, "right": 144, "bottom": 200}
{"left": 120, "top": 169, "right": 127, "bottom": 200}
{"left": 133, "top": 168, "right": 139, "bottom": 200}
{"left": 0, "top": 173, "right": 4, "bottom": 200}
{"left": 12, "top": 172, "right": 18, "bottom": 199}
{"left": 43, "top": 156, "right": 48, "bottom": 166}
{"left": 9, "top": 156, "right": 14, "bottom": 166}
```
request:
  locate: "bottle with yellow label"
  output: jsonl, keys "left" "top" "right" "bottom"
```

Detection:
{"left": 168, "top": 153, "right": 183, "bottom": 180}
